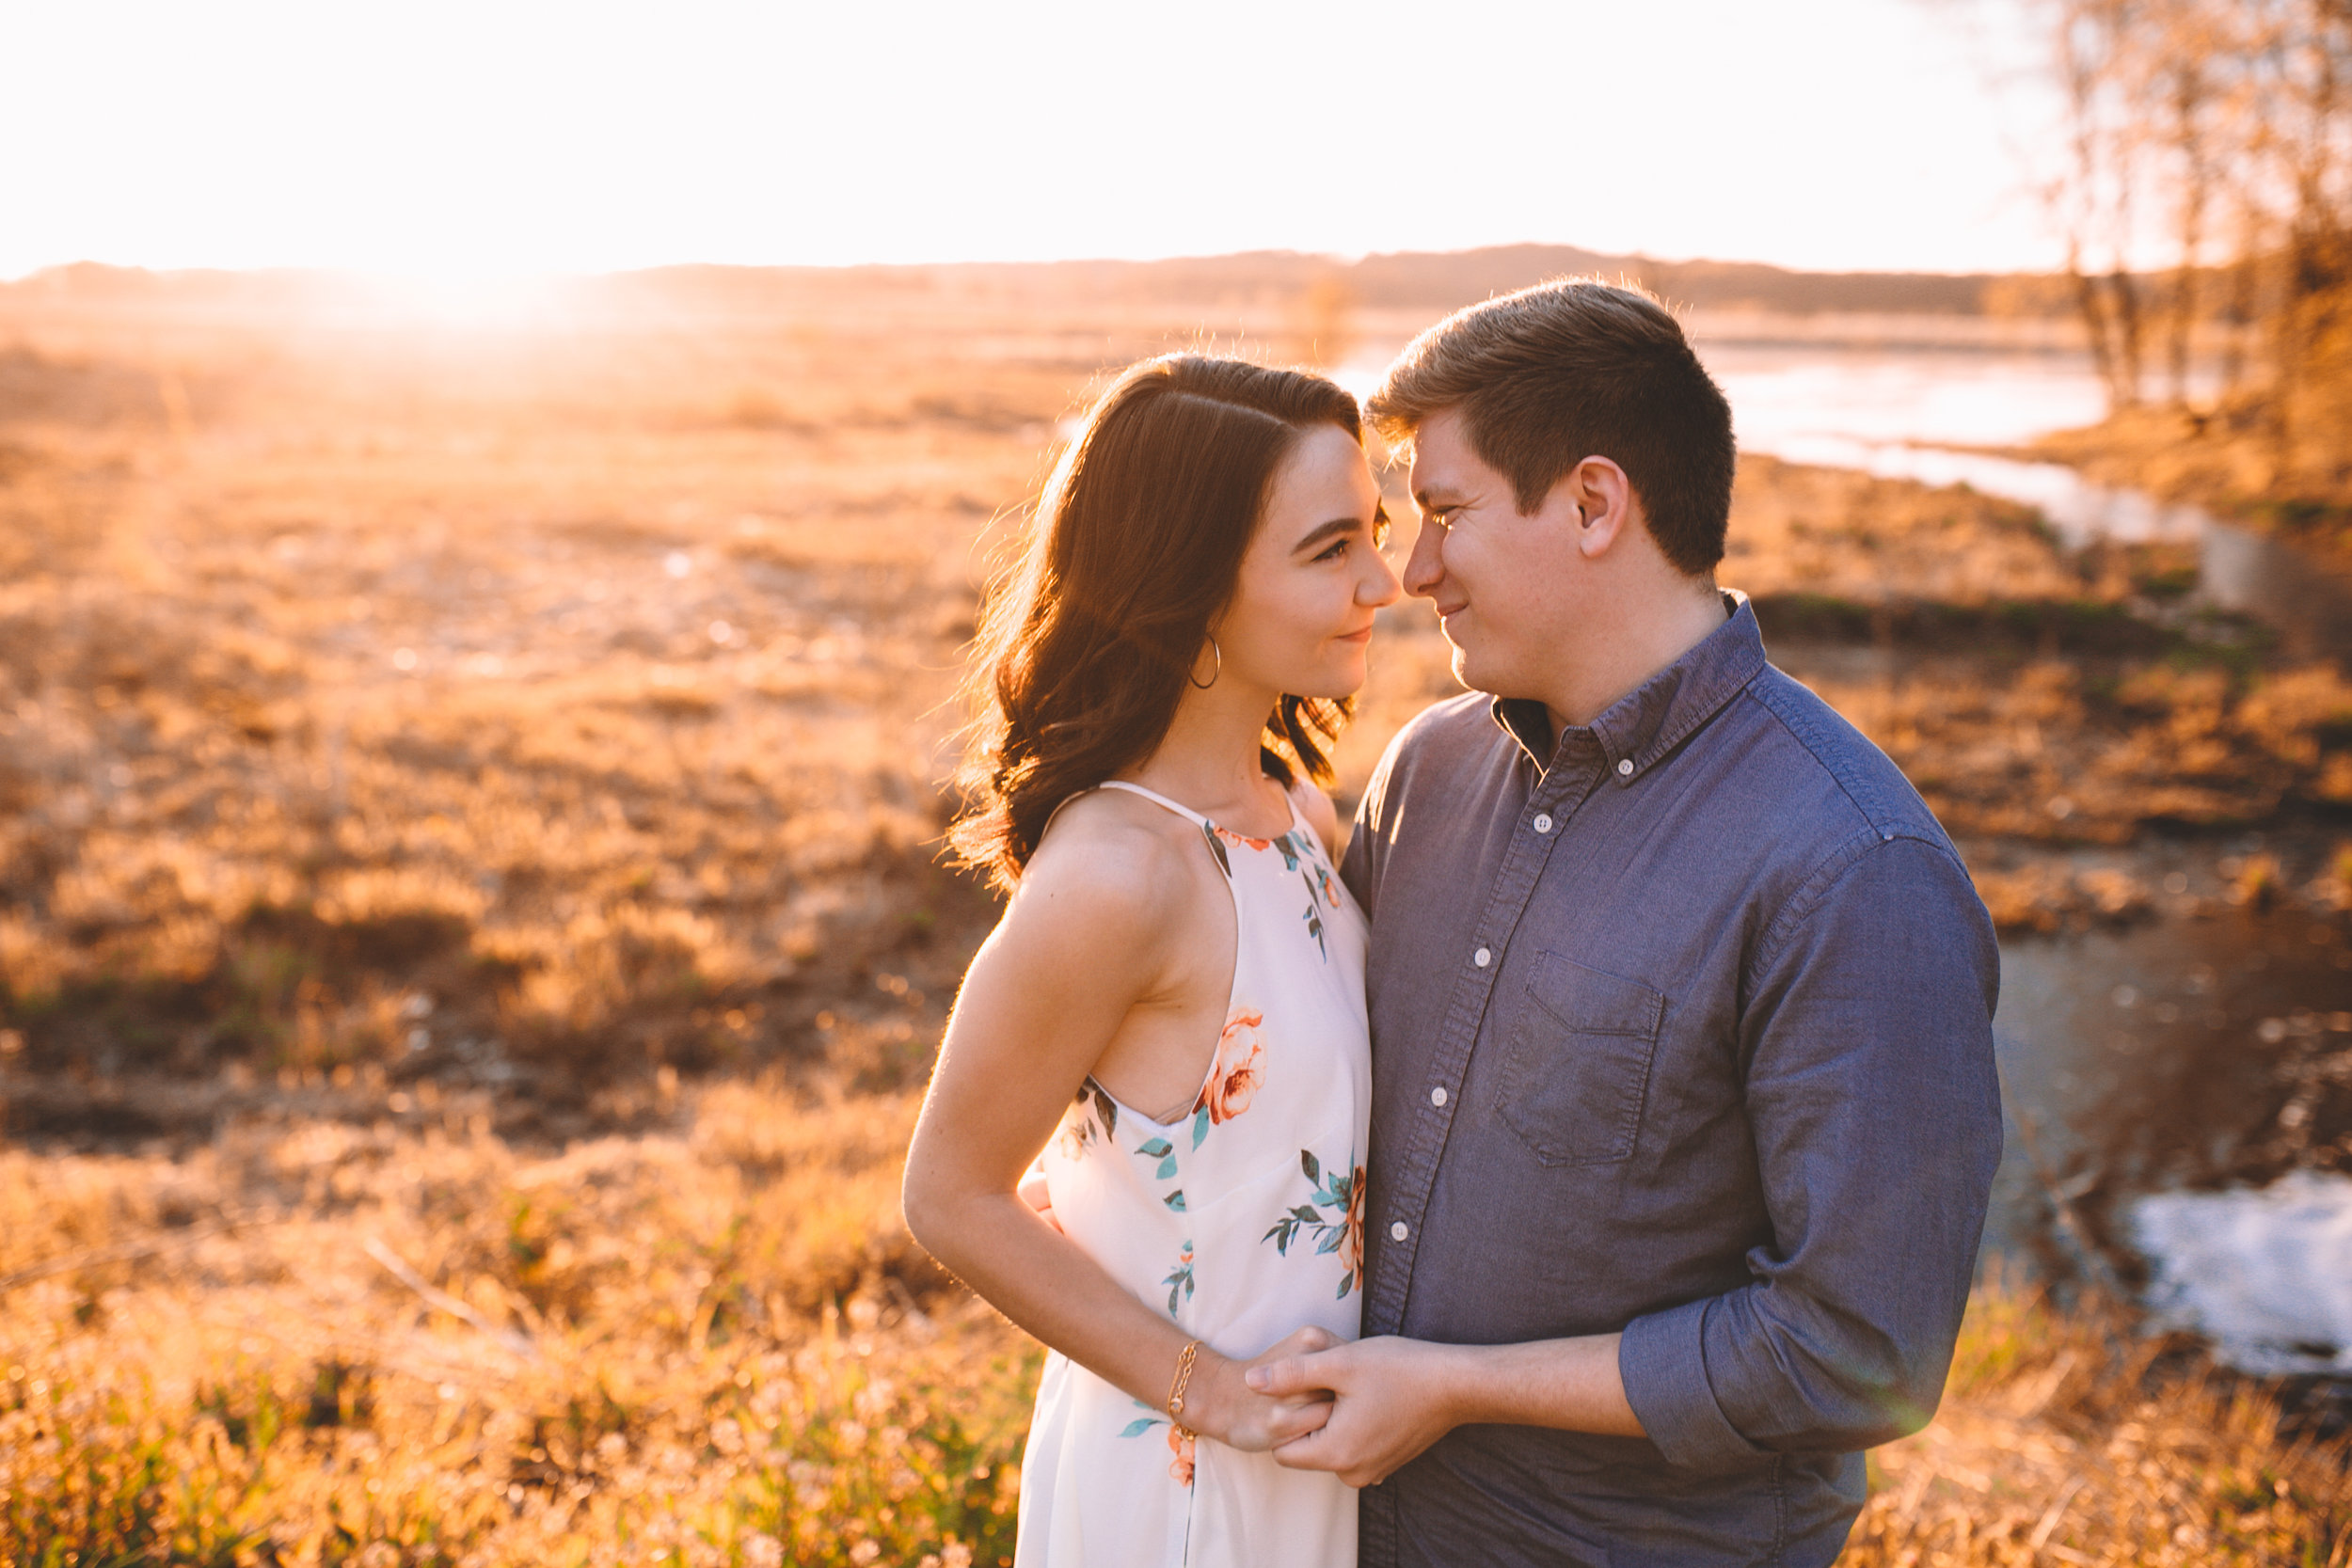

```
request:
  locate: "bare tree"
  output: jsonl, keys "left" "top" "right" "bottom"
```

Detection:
{"left": 2025, "top": 0, "right": 2352, "bottom": 492}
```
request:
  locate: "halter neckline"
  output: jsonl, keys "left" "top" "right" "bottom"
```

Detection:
{"left": 1098, "top": 779, "right": 1300, "bottom": 843}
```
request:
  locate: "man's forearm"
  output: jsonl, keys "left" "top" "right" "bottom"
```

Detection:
{"left": 1435, "top": 1332, "right": 1645, "bottom": 1438}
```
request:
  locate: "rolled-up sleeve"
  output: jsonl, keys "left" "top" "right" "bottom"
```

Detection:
{"left": 1617, "top": 831, "right": 2003, "bottom": 1472}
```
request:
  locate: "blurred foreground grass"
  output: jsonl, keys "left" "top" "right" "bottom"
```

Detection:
{"left": 2, "top": 1087, "right": 2346, "bottom": 1565}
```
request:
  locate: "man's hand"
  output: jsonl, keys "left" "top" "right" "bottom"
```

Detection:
{"left": 1248, "top": 1336, "right": 1465, "bottom": 1487}
{"left": 1190, "top": 1324, "right": 1342, "bottom": 1451}
{"left": 1250, "top": 1330, "right": 1641, "bottom": 1486}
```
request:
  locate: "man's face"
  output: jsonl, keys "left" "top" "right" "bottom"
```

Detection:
{"left": 1401, "top": 406, "right": 1583, "bottom": 701}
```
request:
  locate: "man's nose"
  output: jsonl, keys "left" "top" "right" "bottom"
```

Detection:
{"left": 1401, "top": 515, "right": 1444, "bottom": 599}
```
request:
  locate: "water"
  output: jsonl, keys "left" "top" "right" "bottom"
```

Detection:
{"left": 2134, "top": 1173, "right": 2352, "bottom": 1376}
{"left": 1988, "top": 901, "right": 2352, "bottom": 1227}
{"left": 1708, "top": 342, "right": 2352, "bottom": 665}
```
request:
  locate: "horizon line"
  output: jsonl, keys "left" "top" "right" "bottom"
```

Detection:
{"left": 0, "top": 241, "right": 2065, "bottom": 290}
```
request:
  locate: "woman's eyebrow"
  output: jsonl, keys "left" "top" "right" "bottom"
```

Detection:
{"left": 1292, "top": 516, "right": 1362, "bottom": 553}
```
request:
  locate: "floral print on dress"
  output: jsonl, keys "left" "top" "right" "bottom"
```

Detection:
{"left": 1197, "top": 1010, "right": 1266, "bottom": 1126}
{"left": 1284, "top": 832, "right": 1334, "bottom": 962}
{"left": 1134, "top": 1132, "right": 1189, "bottom": 1210}
{"left": 1272, "top": 832, "right": 1305, "bottom": 873}
{"left": 1058, "top": 1078, "right": 1120, "bottom": 1159}
{"left": 1168, "top": 1422, "right": 1197, "bottom": 1486}
{"left": 1161, "top": 1241, "right": 1196, "bottom": 1316}
{"left": 1341, "top": 1163, "right": 1365, "bottom": 1284}
{"left": 1200, "top": 821, "right": 1233, "bottom": 879}
{"left": 1262, "top": 1150, "right": 1365, "bottom": 1299}
{"left": 1200, "top": 819, "right": 1345, "bottom": 964}
{"left": 1115, "top": 1402, "right": 1198, "bottom": 1487}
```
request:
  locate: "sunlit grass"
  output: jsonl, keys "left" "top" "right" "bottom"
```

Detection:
{"left": 3, "top": 1109, "right": 2345, "bottom": 1565}
{"left": 1848, "top": 1270, "right": 2352, "bottom": 1565}
{"left": 1, "top": 274, "right": 2348, "bottom": 1564}
{"left": 0, "top": 1082, "right": 1030, "bottom": 1567}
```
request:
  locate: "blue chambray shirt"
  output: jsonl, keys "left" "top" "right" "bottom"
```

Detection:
{"left": 1339, "top": 595, "right": 2002, "bottom": 1568}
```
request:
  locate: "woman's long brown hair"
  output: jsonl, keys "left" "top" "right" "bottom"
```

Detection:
{"left": 950, "top": 355, "right": 1364, "bottom": 895}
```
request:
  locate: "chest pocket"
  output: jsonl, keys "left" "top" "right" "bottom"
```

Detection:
{"left": 1494, "top": 954, "right": 1667, "bottom": 1168}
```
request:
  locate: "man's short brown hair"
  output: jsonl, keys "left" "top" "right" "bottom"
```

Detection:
{"left": 1367, "top": 277, "right": 1736, "bottom": 577}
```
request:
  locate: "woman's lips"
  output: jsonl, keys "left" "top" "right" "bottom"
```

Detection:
{"left": 1336, "top": 626, "right": 1375, "bottom": 645}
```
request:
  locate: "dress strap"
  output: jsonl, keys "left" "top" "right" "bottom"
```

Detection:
{"left": 1095, "top": 779, "right": 1211, "bottom": 827}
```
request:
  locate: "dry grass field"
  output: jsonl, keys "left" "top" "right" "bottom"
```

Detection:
{"left": 2, "top": 263, "right": 2349, "bottom": 1563}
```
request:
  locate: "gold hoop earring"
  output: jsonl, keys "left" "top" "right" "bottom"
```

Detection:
{"left": 1188, "top": 638, "right": 1221, "bottom": 690}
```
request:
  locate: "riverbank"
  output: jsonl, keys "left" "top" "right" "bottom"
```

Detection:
{"left": 2033, "top": 402, "right": 2352, "bottom": 561}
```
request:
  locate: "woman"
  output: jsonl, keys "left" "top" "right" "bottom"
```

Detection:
{"left": 902, "top": 354, "right": 1402, "bottom": 1566}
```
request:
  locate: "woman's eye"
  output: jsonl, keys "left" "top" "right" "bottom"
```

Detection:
{"left": 1315, "top": 538, "right": 1350, "bottom": 562}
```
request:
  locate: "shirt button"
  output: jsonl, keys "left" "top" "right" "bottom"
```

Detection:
{"left": 1532, "top": 813, "right": 1554, "bottom": 834}
{"left": 1390, "top": 1221, "right": 1409, "bottom": 1243}
{"left": 1472, "top": 946, "right": 1492, "bottom": 968}
{"left": 1616, "top": 758, "right": 1634, "bottom": 777}
{"left": 1429, "top": 1085, "right": 1448, "bottom": 1107}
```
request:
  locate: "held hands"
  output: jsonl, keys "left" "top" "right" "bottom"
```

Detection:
{"left": 1187, "top": 1325, "right": 1341, "bottom": 1452}
{"left": 1010, "top": 1170, "right": 1342, "bottom": 1453}
{"left": 1248, "top": 1336, "right": 1463, "bottom": 1488}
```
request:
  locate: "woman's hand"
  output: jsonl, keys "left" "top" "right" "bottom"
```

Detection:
{"left": 1185, "top": 1325, "right": 1341, "bottom": 1452}
{"left": 1251, "top": 1335, "right": 1468, "bottom": 1487}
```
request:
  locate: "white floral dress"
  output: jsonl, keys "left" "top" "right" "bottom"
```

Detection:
{"left": 1015, "top": 779, "right": 1371, "bottom": 1568}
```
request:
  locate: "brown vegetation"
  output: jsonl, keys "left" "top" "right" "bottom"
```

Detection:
{"left": 1846, "top": 1273, "right": 2352, "bottom": 1566}
{"left": 3, "top": 1108, "right": 2344, "bottom": 1565}
{"left": 0, "top": 1082, "right": 1033, "bottom": 1566}
{"left": 0, "top": 267, "right": 2347, "bottom": 1560}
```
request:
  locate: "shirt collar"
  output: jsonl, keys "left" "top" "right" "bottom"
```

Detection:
{"left": 1491, "top": 591, "right": 1767, "bottom": 782}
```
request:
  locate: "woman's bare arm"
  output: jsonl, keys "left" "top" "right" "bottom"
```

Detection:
{"left": 902, "top": 818, "right": 1333, "bottom": 1450}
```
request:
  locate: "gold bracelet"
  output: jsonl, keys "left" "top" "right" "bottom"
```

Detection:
{"left": 1168, "top": 1338, "right": 1202, "bottom": 1439}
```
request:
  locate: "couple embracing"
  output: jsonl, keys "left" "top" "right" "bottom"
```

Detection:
{"left": 902, "top": 279, "right": 2003, "bottom": 1568}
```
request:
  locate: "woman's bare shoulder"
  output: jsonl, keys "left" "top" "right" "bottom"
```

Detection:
{"left": 1009, "top": 789, "right": 1207, "bottom": 944}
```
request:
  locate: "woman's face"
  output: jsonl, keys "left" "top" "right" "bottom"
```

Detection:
{"left": 1215, "top": 423, "right": 1402, "bottom": 699}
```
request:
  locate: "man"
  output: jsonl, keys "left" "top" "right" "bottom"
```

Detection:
{"left": 1249, "top": 278, "right": 2004, "bottom": 1565}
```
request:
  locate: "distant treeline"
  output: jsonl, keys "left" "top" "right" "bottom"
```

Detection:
{"left": 6, "top": 247, "right": 2079, "bottom": 322}
{"left": 615, "top": 246, "right": 2076, "bottom": 319}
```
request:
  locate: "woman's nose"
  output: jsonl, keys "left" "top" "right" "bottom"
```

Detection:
{"left": 1360, "top": 541, "right": 1405, "bottom": 607}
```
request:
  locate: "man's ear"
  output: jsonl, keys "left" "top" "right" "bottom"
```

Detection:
{"left": 1565, "top": 457, "right": 1636, "bottom": 560}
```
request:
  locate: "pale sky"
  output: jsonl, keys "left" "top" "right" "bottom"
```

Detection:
{"left": 0, "top": 0, "right": 2060, "bottom": 281}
